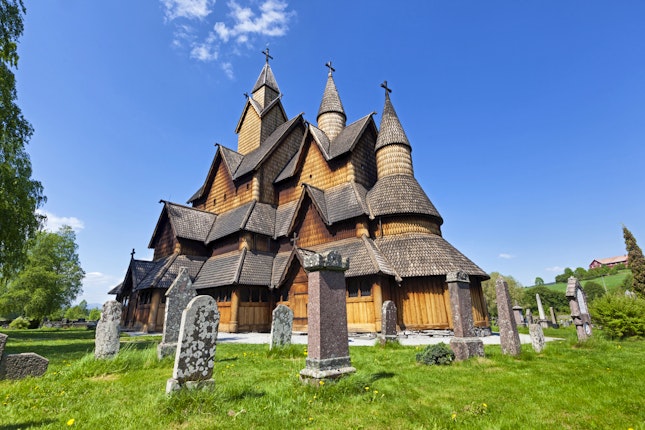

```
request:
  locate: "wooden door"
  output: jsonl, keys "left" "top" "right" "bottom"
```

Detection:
{"left": 291, "top": 268, "right": 308, "bottom": 331}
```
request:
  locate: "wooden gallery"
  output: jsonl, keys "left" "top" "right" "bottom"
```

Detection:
{"left": 109, "top": 58, "right": 491, "bottom": 334}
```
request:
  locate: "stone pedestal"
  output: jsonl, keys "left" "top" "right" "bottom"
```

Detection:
{"left": 299, "top": 251, "right": 355, "bottom": 384}
{"left": 495, "top": 277, "right": 521, "bottom": 356}
{"left": 447, "top": 271, "right": 484, "bottom": 360}
{"left": 512, "top": 305, "right": 525, "bottom": 327}
{"left": 378, "top": 300, "right": 398, "bottom": 345}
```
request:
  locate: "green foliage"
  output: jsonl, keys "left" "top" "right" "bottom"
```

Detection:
{"left": 88, "top": 308, "right": 101, "bottom": 321}
{"left": 534, "top": 277, "right": 544, "bottom": 286}
{"left": 623, "top": 226, "right": 645, "bottom": 297}
{"left": 582, "top": 281, "right": 605, "bottom": 302}
{"left": 0, "top": 0, "right": 46, "bottom": 279}
{"left": 8, "top": 315, "right": 28, "bottom": 329}
{"left": 590, "top": 293, "right": 645, "bottom": 339}
{"left": 64, "top": 300, "right": 89, "bottom": 320}
{"left": 482, "top": 272, "right": 524, "bottom": 317}
{"left": 415, "top": 342, "right": 455, "bottom": 365}
{"left": 523, "top": 286, "right": 569, "bottom": 313}
{"left": 0, "top": 226, "right": 84, "bottom": 321}
{"left": 555, "top": 267, "right": 574, "bottom": 283}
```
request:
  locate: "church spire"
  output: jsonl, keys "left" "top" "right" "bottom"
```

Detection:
{"left": 252, "top": 48, "right": 281, "bottom": 106}
{"left": 316, "top": 61, "right": 346, "bottom": 141}
{"left": 375, "top": 81, "right": 414, "bottom": 179}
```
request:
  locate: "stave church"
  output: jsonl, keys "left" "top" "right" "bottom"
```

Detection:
{"left": 109, "top": 53, "right": 490, "bottom": 334}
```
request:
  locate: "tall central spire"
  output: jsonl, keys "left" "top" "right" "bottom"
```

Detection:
{"left": 316, "top": 61, "right": 346, "bottom": 141}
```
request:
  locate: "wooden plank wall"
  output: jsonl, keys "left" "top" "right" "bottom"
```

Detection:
{"left": 153, "top": 221, "right": 177, "bottom": 260}
{"left": 395, "top": 277, "right": 452, "bottom": 330}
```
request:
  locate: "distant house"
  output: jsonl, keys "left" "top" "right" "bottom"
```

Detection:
{"left": 589, "top": 255, "right": 628, "bottom": 270}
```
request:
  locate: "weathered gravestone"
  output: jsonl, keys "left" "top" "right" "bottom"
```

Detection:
{"left": 512, "top": 305, "right": 525, "bottom": 327}
{"left": 299, "top": 250, "right": 355, "bottom": 384}
{"left": 378, "top": 300, "right": 398, "bottom": 345}
{"left": 535, "top": 293, "right": 549, "bottom": 329}
{"left": 270, "top": 304, "right": 293, "bottom": 350}
{"left": 529, "top": 323, "right": 546, "bottom": 353}
{"left": 158, "top": 267, "right": 197, "bottom": 359}
{"left": 0, "top": 332, "right": 49, "bottom": 380}
{"left": 95, "top": 300, "right": 122, "bottom": 359}
{"left": 447, "top": 271, "right": 485, "bottom": 361}
{"left": 525, "top": 309, "right": 534, "bottom": 324}
{"left": 549, "top": 307, "right": 559, "bottom": 328}
{"left": 566, "top": 277, "right": 592, "bottom": 341}
{"left": 166, "top": 295, "right": 220, "bottom": 394}
{"left": 495, "top": 277, "right": 521, "bottom": 356}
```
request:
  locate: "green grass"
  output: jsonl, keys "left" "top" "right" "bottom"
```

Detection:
{"left": 1, "top": 328, "right": 644, "bottom": 429}
{"left": 535, "top": 270, "right": 631, "bottom": 293}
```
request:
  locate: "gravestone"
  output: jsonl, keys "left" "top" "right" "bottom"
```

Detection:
{"left": 0, "top": 333, "right": 49, "bottom": 380}
{"left": 447, "top": 271, "right": 484, "bottom": 360}
{"left": 529, "top": 323, "right": 545, "bottom": 353}
{"left": 158, "top": 267, "right": 197, "bottom": 359}
{"left": 566, "top": 277, "right": 592, "bottom": 341}
{"left": 378, "top": 300, "right": 398, "bottom": 345}
{"left": 495, "top": 277, "right": 521, "bottom": 356}
{"left": 535, "top": 294, "right": 549, "bottom": 329}
{"left": 270, "top": 304, "right": 293, "bottom": 350}
{"left": 512, "top": 305, "right": 525, "bottom": 327}
{"left": 95, "top": 300, "right": 122, "bottom": 359}
{"left": 166, "top": 295, "right": 220, "bottom": 394}
{"left": 549, "top": 307, "right": 559, "bottom": 328}
{"left": 525, "top": 309, "right": 533, "bottom": 324}
{"left": 299, "top": 250, "right": 356, "bottom": 384}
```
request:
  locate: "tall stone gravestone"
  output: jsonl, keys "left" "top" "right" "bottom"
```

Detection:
{"left": 566, "top": 277, "right": 592, "bottom": 341}
{"left": 378, "top": 300, "right": 398, "bottom": 345}
{"left": 525, "top": 309, "right": 533, "bottom": 324}
{"left": 95, "top": 300, "right": 122, "bottom": 359}
{"left": 535, "top": 293, "right": 549, "bottom": 329}
{"left": 166, "top": 295, "right": 220, "bottom": 394}
{"left": 270, "top": 304, "right": 293, "bottom": 350}
{"left": 299, "top": 250, "right": 355, "bottom": 384}
{"left": 158, "top": 267, "right": 197, "bottom": 359}
{"left": 447, "top": 271, "right": 485, "bottom": 361}
{"left": 549, "top": 307, "right": 559, "bottom": 328}
{"left": 529, "top": 323, "right": 546, "bottom": 353}
{"left": 495, "top": 277, "right": 521, "bottom": 356}
{"left": 512, "top": 305, "right": 525, "bottom": 327}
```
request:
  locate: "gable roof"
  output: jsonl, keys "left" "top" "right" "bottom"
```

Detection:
{"left": 148, "top": 201, "right": 217, "bottom": 248}
{"left": 193, "top": 249, "right": 275, "bottom": 289}
{"left": 367, "top": 174, "right": 443, "bottom": 223}
{"left": 136, "top": 253, "right": 208, "bottom": 291}
{"left": 206, "top": 200, "right": 256, "bottom": 244}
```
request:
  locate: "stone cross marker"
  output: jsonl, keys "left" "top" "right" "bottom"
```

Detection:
{"left": 299, "top": 250, "right": 356, "bottom": 384}
{"left": 535, "top": 293, "right": 549, "bottom": 328}
{"left": 447, "top": 271, "right": 484, "bottom": 361}
{"left": 0, "top": 332, "right": 49, "bottom": 380}
{"left": 566, "top": 277, "right": 592, "bottom": 341}
{"left": 270, "top": 304, "right": 294, "bottom": 350}
{"left": 529, "top": 323, "right": 546, "bottom": 353}
{"left": 512, "top": 305, "right": 525, "bottom": 327}
{"left": 166, "top": 295, "right": 220, "bottom": 394}
{"left": 95, "top": 300, "right": 122, "bottom": 359}
{"left": 158, "top": 267, "right": 197, "bottom": 359}
{"left": 495, "top": 277, "right": 521, "bottom": 356}
{"left": 378, "top": 300, "right": 398, "bottom": 345}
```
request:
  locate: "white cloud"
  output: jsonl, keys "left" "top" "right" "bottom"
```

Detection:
{"left": 36, "top": 209, "right": 85, "bottom": 233}
{"left": 77, "top": 271, "right": 122, "bottom": 307}
{"left": 215, "top": 0, "right": 294, "bottom": 43}
{"left": 545, "top": 266, "right": 564, "bottom": 272}
{"left": 221, "top": 61, "right": 234, "bottom": 79}
{"left": 162, "top": 0, "right": 216, "bottom": 21}
{"left": 498, "top": 253, "right": 515, "bottom": 259}
{"left": 191, "top": 39, "right": 220, "bottom": 61}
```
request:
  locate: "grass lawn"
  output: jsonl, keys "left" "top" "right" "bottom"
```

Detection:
{"left": 0, "top": 328, "right": 643, "bottom": 429}
{"left": 538, "top": 270, "right": 631, "bottom": 294}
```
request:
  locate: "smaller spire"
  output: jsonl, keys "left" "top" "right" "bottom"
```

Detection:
{"left": 375, "top": 81, "right": 410, "bottom": 151}
{"left": 317, "top": 61, "right": 346, "bottom": 122}
{"left": 252, "top": 49, "right": 280, "bottom": 94}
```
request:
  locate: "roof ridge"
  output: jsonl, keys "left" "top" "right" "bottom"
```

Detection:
{"left": 239, "top": 199, "right": 257, "bottom": 230}
{"left": 233, "top": 247, "right": 248, "bottom": 284}
{"left": 302, "top": 183, "right": 330, "bottom": 225}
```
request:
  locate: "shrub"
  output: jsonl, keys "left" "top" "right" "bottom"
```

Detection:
{"left": 583, "top": 281, "right": 605, "bottom": 302}
{"left": 416, "top": 342, "right": 455, "bottom": 365}
{"left": 590, "top": 294, "right": 645, "bottom": 339}
{"left": 9, "top": 316, "right": 30, "bottom": 329}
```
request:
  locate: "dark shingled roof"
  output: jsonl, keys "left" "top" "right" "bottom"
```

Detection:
{"left": 274, "top": 199, "right": 298, "bottom": 238}
{"left": 375, "top": 233, "right": 488, "bottom": 278}
{"left": 193, "top": 249, "right": 274, "bottom": 289}
{"left": 328, "top": 113, "right": 374, "bottom": 158}
{"left": 375, "top": 91, "right": 410, "bottom": 151}
{"left": 303, "top": 184, "right": 329, "bottom": 224}
{"left": 135, "top": 254, "right": 207, "bottom": 291}
{"left": 309, "top": 125, "right": 331, "bottom": 158}
{"left": 367, "top": 175, "right": 443, "bottom": 223}
{"left": 271, "top": 251, "right": 294, "bottom": 287}
{"left": 136, "top": 254, "right": 176, "bottom": 291}
{"left": 273, "top": 141, "right": 304, "bottom": 183}
{"left": 233, "top": 114, "right": 304, "bottom": 180}
{"left": 238, "top": 251, "right": 275, "bottom": 285}
{"left": 165, "top": 202, "right": 217, "bottom": 243}
{"left": 108, "top": 282, "right": 123, "bottom": 295}
{"left": 253, "top": 62, "right": 280, "bottom": 93}
{"left": 324, "top": 182, "right": 370, "bottom": 223}
{"left": 206, "top": 201, "right": 255, "bottom": 243}
{"left": 317, "top": 73, "right": 345, "bottom": 120}
{"left": 245, "top": 202, "right": 276, "bottom": 236}
{"left": 219, "top": 145, "right": 244, "bottom": 174}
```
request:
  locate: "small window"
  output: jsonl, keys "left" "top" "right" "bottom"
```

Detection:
{"left": 250, "top": 288, "right": 260, "bottom": 302}
{"left": 348, "top": 284, "right": 359, "bottom": 298}
{"left": 360, "top": 281, "right": 371, "bottom": 297}
{"left": 239, "top": 287, "right": 250, "bottom": 302}
{"left": 246, "top": 183, "right": 250, "bottom": 190}
{"left": 213, "top": 198, "right": 217, "bottom": 206}
{"left": 223, "top": 194, "right": 227, "bottom": 201}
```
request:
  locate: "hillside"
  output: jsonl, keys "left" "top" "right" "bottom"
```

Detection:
{"left": 530, "top": 269, "right": 631, "bottom": 293}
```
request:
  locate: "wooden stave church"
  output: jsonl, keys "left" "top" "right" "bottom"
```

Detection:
{"left": 109, "top": 57, "right": 490, "bottom": 334}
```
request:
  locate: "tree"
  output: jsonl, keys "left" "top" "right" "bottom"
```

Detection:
{"left": 481, "top": 272, "right": 524, "bottom": 318}
{"left": 0, "top": 0, "right": 46, "bottom": 279}
{"left": 555, "top": 267, "right": 574, "bottom": 283}
{"left": 523, "top": 286, "right": 569, "bottom": 313}
{"left": 582, "top": 281, "right": 605, "bottom": 302}
{"left": 0, "top": 226, "right": 84, "bottom": 321}
{"left": 534, "top": 277, "right": 544, "bottom": 286}
{"left": 623, "top": 226, "right": 645, "bottom": 297}
{"left": 64, "top": 299, "right": 88, "bottom": 320}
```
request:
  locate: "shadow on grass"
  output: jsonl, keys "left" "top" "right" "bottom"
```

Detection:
{"left": 0, "top": 420, "right": 56, "bottom": 430}
{"left": 227, "top": 388, "right": 265, "bottom": 401}
{"left": 216, "top": 356, "right": 239, "bottom": 363}
{"left": 120, "top": 340, "right": 158, "bottom": 350}
{"left": 369, "top": 371, "right": 395, "bottom": 382}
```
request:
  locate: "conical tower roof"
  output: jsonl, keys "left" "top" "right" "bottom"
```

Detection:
{"left": 253, "top": 62, "right": 280, "bottom": 94}
{"left": 317, "top": 69, "right": 346, "bottom": 121}
{"left": 375, "top": 89, "right": 410, "bottom": 151}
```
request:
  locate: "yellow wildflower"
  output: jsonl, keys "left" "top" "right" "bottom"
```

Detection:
{"left": 67, "top": 418, "right": 75, "bottom": 426}
{"left": 451, "top": 413, "right": 457, "bottom": 420}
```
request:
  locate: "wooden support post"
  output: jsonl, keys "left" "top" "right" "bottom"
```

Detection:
{"left": 372, "top": 279, "right": 383, "bottom": 332}
{"left": 146, "top": 290, "right": 162, "bottom": 333}
{"left": 230, "top": 287, "right": 240, "bottom": 333}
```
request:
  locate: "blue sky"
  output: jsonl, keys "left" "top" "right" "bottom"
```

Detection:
{"left": 15, "top": 1, "right": 645, "bottom": 306}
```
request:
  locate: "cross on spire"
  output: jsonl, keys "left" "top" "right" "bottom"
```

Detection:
{"left": 262, "top": 48, "right": 273, "bottom": 64}
{"left": 381, "top": 81, "right": 392, "bottom": 94}
{"left": 325, "top": 61, "right": 335, "bottom": 76}
{"left": 131, "top": 248, "right": 136, "bottom": 259}
{"left": 290, "top": 232, "right": 299, "bottom": 248}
